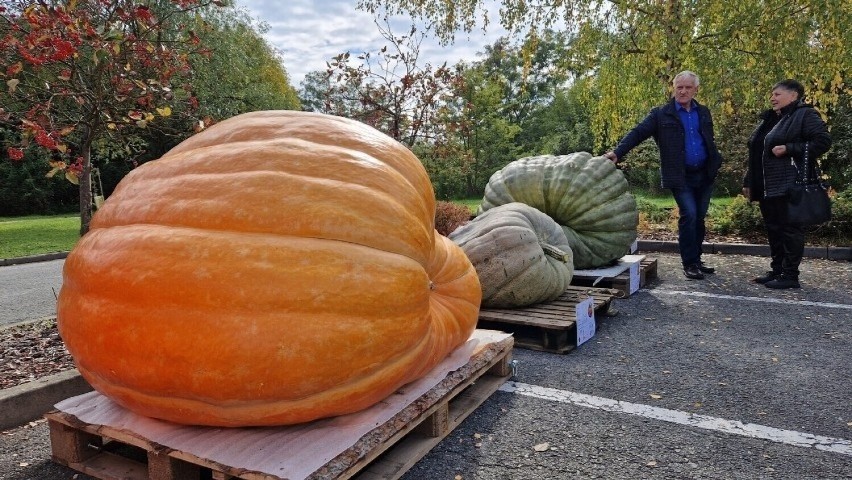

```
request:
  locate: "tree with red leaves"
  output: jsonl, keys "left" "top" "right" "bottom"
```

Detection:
{"left": 0, "top": 0, "right": 224, "bottom": 234}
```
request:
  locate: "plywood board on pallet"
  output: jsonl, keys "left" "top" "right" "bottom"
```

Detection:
{"left": 572, "top": 257, "right": 659, "bottom": 297}
{"left": 48, "top": 330, "right": 513, "bottom": 480}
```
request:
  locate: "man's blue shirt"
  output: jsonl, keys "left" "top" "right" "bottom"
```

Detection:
{"left": 676, "top": 101, "right": 708, "bottom": 168}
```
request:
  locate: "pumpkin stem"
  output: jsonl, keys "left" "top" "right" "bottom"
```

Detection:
{"left": 541, "top": 244, "right": 570, "bottom": 263}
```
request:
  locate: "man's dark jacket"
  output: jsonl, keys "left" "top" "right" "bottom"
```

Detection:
{"left": 743, "top": 100, "right": 832, "bottom": 200}
{"left": 614, "top": 98, "right": 723, "bottom": 189}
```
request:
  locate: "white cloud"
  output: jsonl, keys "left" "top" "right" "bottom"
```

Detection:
{"left": 234, "top": 0, "right": 510, "bottom": 87}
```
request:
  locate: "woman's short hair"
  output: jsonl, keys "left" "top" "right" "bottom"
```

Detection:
{"left": 773, "top": 79, "right": 805, "bottom": 99}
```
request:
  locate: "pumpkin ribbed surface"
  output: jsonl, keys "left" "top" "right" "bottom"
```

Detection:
{"left": 57, "top": 110, "right": 481, "bottom": 427}
{"left": 450, "top": 203, "right": 574, "bottom": 308}
{"left": 479, "top": 153, "right": 638, "bottom": 269}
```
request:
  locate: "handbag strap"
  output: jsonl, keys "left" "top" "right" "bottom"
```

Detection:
{"left": 797, "top": 142, "right": 815, "bottom": 185}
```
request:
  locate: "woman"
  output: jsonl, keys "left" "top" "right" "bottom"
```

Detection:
{"left": 742, "top": 79, "right": 832, "bottom": 289}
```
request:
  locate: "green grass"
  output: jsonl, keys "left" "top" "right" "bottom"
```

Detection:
{"left": 452, "top": 198, "right": 482, "bottom": 213}
{"left": 633, "top": 192, "right": 734, "bottom": 208}
{"left": 0, "top": 214, "right": 81, "bottom": 259}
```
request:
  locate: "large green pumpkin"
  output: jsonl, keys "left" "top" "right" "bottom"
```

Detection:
{"left": 449, "top": 202, "right": 574, "bottom": 308}
{"left": 479, "top": 153, "right": 638, "bottom": 269}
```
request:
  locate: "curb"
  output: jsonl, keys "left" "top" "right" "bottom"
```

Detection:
{"left": 0, "top": 251, "right": 68, "bottom": 267}
{"left": 0, "top": 369, "right": 91, "bottom": 430}
{"left": 636, "top": 240, "right": 852, "bottom": 261}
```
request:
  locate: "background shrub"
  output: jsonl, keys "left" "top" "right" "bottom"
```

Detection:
{"left": 813, "top": 188, "right": 852, "bottom": 242}
{"left": 712, "top": 195, "right": 764, "bottom": 236}
{"left": 435, "top": 200, "right": 472, "bottom": 236}
{"left": 635, "top": 198, "right": 672, "bottom": 224}
{"left": 620, "top": 142, "right": 665, "bottom": 195}
{"left": 0, "top": 152, "right": 78, "bottom": 216}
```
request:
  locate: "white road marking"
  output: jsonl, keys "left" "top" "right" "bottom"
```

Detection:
{"left": 499, "top": 382, "right": 852, "bottom": 456}
{"left": 652, "top": 289, "right": 852, "bottom": 311}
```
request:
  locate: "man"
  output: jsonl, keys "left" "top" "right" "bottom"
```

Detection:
{"left": 604, "top": 71, "right": 723, "bottom": 280}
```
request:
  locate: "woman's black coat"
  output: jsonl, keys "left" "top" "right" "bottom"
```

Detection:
{"left": 744, "top": 101, "right": 832, "bottom": 200}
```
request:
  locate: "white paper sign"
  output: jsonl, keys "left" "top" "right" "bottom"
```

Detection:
{"left": 575, "top": 296, "right": 596, "bottom": 346}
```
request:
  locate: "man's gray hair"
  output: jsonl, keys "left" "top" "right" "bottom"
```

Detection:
{"left": 673, "top": 71, "right": 700, "bottom": 87}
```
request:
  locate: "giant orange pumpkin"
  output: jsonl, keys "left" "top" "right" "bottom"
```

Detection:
{"left": 57, "top": 111, "right": 481, "bottom": 427}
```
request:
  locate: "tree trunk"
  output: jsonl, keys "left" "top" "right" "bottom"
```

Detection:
{"left": 78, "top": 129, "right": 94, "bottom": 236}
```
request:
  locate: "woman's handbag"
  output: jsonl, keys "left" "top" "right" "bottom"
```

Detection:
{"left": 787, "top": 142, "right": 831, "bottom": 226}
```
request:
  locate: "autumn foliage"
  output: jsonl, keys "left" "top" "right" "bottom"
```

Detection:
{"left": 0, "top": 0, "right": 223, "bottom": 232}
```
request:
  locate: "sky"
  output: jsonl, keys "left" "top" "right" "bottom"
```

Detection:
{"left": 233, "top": 0, "right": 511, "bottom": 88}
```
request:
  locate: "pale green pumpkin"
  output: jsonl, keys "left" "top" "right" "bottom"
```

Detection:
{"left": 449, "top": 202, "right": 574, "bottom": 308}
{"left": 479, "top": 153, "right": 638, "bottom": 269}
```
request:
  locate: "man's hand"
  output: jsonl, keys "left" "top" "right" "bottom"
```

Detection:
{"left": 604, "top": 151, "right": 618, "bottom": 163}
{"left": 771, "top": 145, "right": 787, "bottom": 157}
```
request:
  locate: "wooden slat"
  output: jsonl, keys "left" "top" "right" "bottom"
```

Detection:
{"left": 74, "top": 451, "right": 150, "bottom": 480}
{"left": 478, "top": 310, "right": 572, "bottom": 328}
{"left": 513, "top": 337, "right": 574, "bottom": 354}
{"left": 148, "top": 450, "right": 201, "bottom": 480}
{"left": 413, "top": 403, "right": 449, "bottom": 438}
{"left": 48, "top": 417, "right": 102, "bottom": 465}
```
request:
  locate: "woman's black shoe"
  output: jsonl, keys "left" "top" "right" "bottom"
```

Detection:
{"left": 753, "top": 271, "right": 781, "bottom": 284}
{"left": 765, "top": 276, "right": 800, "bottom": 289}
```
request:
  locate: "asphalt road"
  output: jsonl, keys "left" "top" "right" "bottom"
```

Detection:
{"left": 0, "top": 259, "right": 63, "bottom": 327}
{"left": 1, "top": 252, "right": 851, "bottom": 479}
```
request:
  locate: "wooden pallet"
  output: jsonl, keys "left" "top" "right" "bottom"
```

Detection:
{"left": 45, "top": 331, "right": 514, "bottom": 480}
{"left": 477, "top": 286, "right": 620, "bottom": 354}
{"left": 571, "top": 257, "right": 659, "bottom": 297}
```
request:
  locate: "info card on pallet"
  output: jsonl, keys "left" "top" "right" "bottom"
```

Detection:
{"left": 575, "top": 296, "right": 596, "bottom": 346}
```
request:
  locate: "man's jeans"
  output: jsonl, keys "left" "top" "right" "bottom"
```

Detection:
{"left": 670, "top": 169, "right": 713, "bottom": 267}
